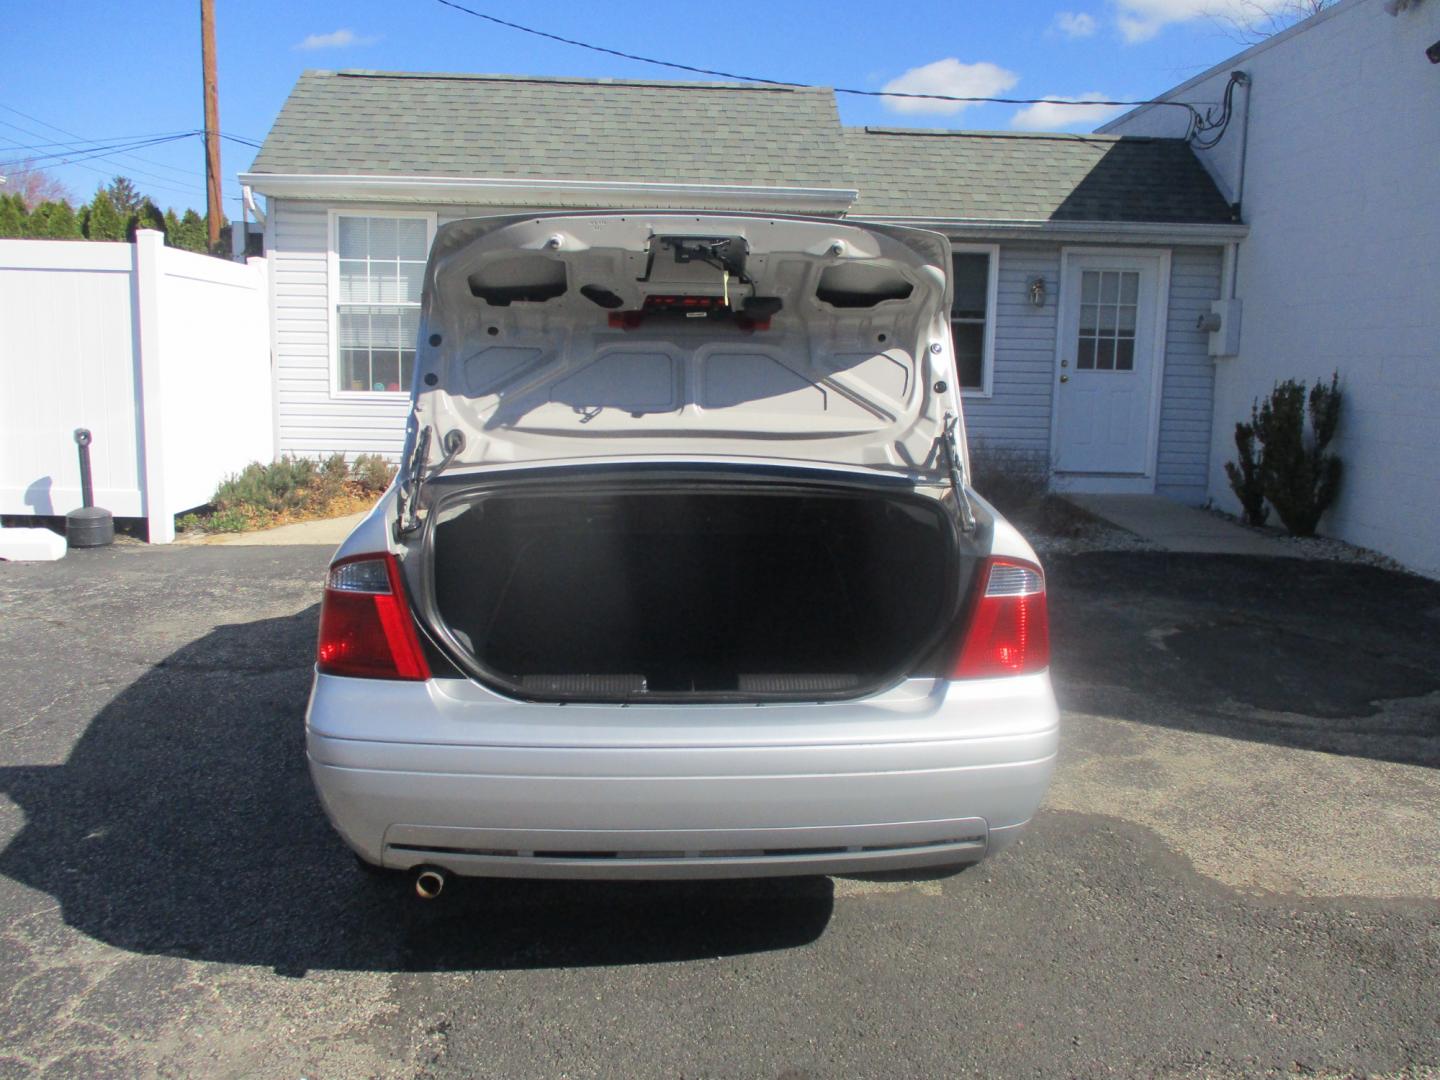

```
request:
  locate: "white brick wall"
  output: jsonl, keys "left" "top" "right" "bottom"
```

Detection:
{"left": 1103, "top": 0, "right": 1440, "bottom": 576}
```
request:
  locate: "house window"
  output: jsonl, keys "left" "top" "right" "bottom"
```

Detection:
{"left": 334, "top": 214, "right": 430, "bottom": 394}
{"left": 1076, "top": 269, "right": 1139, "bottom": 371}
{"left": 950, "top": 249, "right": 996, "bottom": 394}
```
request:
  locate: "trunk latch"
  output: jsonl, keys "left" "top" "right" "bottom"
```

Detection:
{"left": 939, "top": 412, "right": 977, "bottom": 533}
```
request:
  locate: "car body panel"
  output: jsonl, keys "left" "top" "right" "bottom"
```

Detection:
{"left": 307, "top": 674, "right": 1058, "bottom": 876}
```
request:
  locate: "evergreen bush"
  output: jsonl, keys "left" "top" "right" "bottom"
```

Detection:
{"left": 1226, "top": 374, "right": 1343, "bottom": 537}
{"left": 1223, "top": 410, "right": 1268, "bottom": 527}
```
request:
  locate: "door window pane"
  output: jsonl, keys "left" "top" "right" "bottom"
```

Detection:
{"left": 1074, "top": 270, "right": 1140, "bottom": 377}
{"left": 334, "top": 215, "right": 428, "bottom": 393}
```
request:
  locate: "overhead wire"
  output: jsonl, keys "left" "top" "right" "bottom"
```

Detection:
{"left": 428, "top": 0, "right": 1227, "bottom": 139}
{"left": 0, "top": 103, "right": 213, "bottom": 186}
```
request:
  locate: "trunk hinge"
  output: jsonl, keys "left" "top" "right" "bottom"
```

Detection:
{"left": 395, "top": 427, "right": 467, "bottom": 540}
{"left": 939, "top": 412, "right": 976, "bottom": 533}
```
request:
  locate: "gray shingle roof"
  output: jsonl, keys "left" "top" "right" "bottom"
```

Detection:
{"left": 250, "top": 71, "right": 853, "bottom": 189}
{"left": 844, "top": 127, "right": 1236, "bottom": 223}
{"left": 251, "top": 72, "right": 1234, "bottom": 225}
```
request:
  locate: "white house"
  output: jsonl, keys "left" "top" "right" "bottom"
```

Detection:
{"left": 1101, "top": 0, "right": 1440, "bottom": 577}
{"left": 240, "top": 71, "right": 1245, "bottom": 509}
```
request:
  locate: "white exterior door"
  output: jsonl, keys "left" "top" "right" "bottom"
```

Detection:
{"left": 1053, "top": 251, "right": 1168, "bottom": 479}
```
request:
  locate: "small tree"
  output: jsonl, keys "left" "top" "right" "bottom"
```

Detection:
{"left": 127, "top": 197, "right": 165, "bottom": 241}
{"left": 171, "top": 208, "right": 208, "bottom": 253}
{"left": 1252, "top": 374, "right": 1343, "bottom": 537}
{"left": 0, "top": 193, "right": 27, "bottom": 237}
{"left": 1224, "top": 410, "right": 1268, "bottom": 527}
{"left": 25, "top": 199, "right": 82, "bottom": 239}
{"left": 80, "top": 188, "right": 127, "bottom": 241}
{"left": 4, "top": 161, "right": 72, "bottom": 209}
{"left": 105, "top": 176, "right": 144, "bottom": 216}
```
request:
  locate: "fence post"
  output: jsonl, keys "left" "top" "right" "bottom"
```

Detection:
{"left": 133, "top": 229, "right": 174, "bottom": 543}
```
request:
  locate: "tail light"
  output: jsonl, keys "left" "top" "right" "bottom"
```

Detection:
{"left": 316, "top": 553, "right": 430, "bottom": 680}
{"left": 952, "top": 558, "right": 1049, "bottom": 678}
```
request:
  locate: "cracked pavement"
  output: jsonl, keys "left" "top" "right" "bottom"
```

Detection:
{"left": 0, "top": 543, "right": 1437, "bottom": 1078}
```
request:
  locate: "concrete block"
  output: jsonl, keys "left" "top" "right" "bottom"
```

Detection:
{"left": 0, "top": 526, "right": 68, "bottom": 561}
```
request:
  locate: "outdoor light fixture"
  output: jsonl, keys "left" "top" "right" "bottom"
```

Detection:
{"left": 1027, "top": 277, "right": 1046, "bottom": 308}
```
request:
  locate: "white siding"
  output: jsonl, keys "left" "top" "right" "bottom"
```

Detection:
{"left": 962, "top": 241, "right": 1220, "bottom": 499}
{"left": 272, "top": 200, "right": 378, "bottom": 456}
{"left": 1103, "top": 0, "right": 1440, "bottom": 576}
{"left": 1156, "top": 246, "right": 1223, "bottom": 503}
{"left": 964, "top": 243, "right": 1062, "bottom": 456}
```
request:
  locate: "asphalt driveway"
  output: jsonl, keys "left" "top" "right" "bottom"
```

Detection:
{"left": 1, "top": 543, "right": 1437, "bottom": 1078}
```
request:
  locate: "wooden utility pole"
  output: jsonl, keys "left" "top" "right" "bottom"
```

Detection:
{"left": 200, "top": 0, "right": 223, "bottom": 253}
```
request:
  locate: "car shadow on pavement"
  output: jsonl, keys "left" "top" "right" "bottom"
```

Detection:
{"left": 0, "top": 607, "right": 834, "bottom": 974}
{"left": 1047, "top": 553, "right": 1440, "bottom": 768}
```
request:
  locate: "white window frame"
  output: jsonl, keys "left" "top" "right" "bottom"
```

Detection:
{"left": 326, "top": 208, "right": 438, "bottom": 401}
{"left": 948, "top": 242, "right": 1000, "bottom": 399}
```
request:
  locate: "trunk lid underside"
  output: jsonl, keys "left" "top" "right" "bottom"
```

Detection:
{"left": 410, "top": 212, "right": 959, "bottom": 475}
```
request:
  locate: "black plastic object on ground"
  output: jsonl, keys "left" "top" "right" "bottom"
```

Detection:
{"left": 66, "top": 428, "right": 114, "bottom": 548}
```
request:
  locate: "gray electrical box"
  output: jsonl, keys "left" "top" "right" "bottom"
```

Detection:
{"left": 1207, "top": 298, "right": 1242, "bottom": 358}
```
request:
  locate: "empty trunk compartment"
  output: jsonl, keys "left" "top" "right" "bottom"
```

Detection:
{"left": 424, "top": 475, "right": 960, "bottom": 701}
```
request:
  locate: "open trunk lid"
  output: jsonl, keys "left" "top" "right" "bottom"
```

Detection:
{"left": 405, "top": 212, "right": 965, "bottom": 479}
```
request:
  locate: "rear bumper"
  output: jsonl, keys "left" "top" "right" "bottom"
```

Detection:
{"left": 306, "top": 672, "right": 1058, "bottom": 879}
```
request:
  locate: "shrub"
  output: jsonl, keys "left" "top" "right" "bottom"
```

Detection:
{"left": 1226, "top": 374, "right": 1343, "bottom": 538}
{"left": 212, "top": 456, "right": 318, "bottom": 518}
{"left": 311, "top": 453, "right": 351, "bottom": 508}
{"left": 1224, "top": 411, "right": 1269, "bottom": 527}
{"left": 352, "top": 453, "right": 397, "bottom": 494}
{"left": 181, "top": 453, "right": 398, "bottom": 534}
{"left": 1255, "top": 374, "right": 1342, "bottom": 538}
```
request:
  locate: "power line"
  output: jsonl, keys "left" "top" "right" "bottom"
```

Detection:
{"left": 428, "top": 0, "right": 1209, "bottom": 129}
{"left": 0, "top": 103, "right": 212, "bottom": 185}
{"left": 0, "top": 132, "right": 197, "bottom": 172}
{"left": 0, "top": 137, "right": 208, "bottom": 202}
{"left": 219, "top": 132, "right": 263, "bottom": 150}
{"left": 0, "top": 130, "right": 196, "bottom": 153}
{"left": 0, "top": 113, "right": 210, "bottom": 195}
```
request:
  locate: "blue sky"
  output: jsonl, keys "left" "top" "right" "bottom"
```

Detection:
{"left": 0, "top": 0, "right": 1269, "bottom": 215}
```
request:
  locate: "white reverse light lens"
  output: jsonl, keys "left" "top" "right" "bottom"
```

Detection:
{"left": 327, "top": 558, "right": 392, "bottom": 594}
{"left": 985, "top": 563, "right": 1044, "bottom": 598}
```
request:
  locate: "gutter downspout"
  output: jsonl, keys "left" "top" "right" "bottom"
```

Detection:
{"left": 1231, "top": 71, "right": 1253, "bottom": 220}
{"left": 242, "top": 184, "right": 265, "bottom": 229}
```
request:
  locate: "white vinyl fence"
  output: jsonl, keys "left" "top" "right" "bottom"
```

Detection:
{"left": 0, "top": 231, "right": 272, "bottom": 542}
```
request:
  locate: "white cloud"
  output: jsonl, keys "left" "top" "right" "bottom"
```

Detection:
{"left": 1111, "top": 0, "right": 1279, "bottom": 43}
{"left": 879, "top": 59, "right": 1020, "bottom": 115}
{"left": 1052, "top": 11, "right": 1099, "bottom": 37}
{"left": 295, "top": 28, "right": 380, "bottom": 51}
{"left": 1010, "top": 93, "right": 1128, "bottom": 130}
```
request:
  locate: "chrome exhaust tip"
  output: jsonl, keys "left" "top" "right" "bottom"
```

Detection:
{"left": 414, "top": 866, "right": 447, "bottom": 900}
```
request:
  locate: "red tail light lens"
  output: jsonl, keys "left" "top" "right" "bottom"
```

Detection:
{"left": 952, "top": 558, "right": 1049, "bottom": 678}
{"left": 316, "top": 554, "right": 430, "bottom": 680}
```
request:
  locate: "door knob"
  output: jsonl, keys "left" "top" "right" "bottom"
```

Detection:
{"left": 1060, "top": 374, "right": 1070, "bottom": 383}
